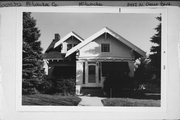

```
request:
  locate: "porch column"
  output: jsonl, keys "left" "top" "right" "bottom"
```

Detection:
{"left": 43, "top": 60, "right": 48, "bottom": 75}
{"left": 128, "top": 61, "right": 135, "bottom": 78}
{"left": 48, "top": 66, "right": 54, "bottom": 79}
{"left": 76, "top": 61, "right": 83, "bottom": 95}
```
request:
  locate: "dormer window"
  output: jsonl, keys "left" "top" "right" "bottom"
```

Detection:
{"left": 73, "top": 44, "right": 77, "bottom": 47}
{"left": 67, "top": 44, "right": 78, "bottom": 50}
{"left": 101, "top": 43, "right": 110, "bottom": 52}
{"left": 67, "top": 44, "right": 73, "bottom": 50}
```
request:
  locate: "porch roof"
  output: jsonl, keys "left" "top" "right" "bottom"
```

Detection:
{"left": 43, "top": 51, "right": 65, "bottom": 60}
{"left": 65, "top": 27, "right": 146, "bottom": 58}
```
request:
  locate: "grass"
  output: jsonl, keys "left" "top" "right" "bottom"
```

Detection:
{"left": 101, "top": 98, "right": 160, "bottom": 107}
{"left": 22, "top": 94, "right": 81, "bottom": 106}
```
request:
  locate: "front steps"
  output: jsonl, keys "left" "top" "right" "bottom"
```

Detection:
{"left": 80, "top": 87, "right": 105, "bottom": 97}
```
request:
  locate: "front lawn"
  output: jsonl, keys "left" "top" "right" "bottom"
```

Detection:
{"left": 22, "top": 94, "right": 81, "bottom": 106}
{"left": 101, "top": 98, "right": 160, "bottom": 107}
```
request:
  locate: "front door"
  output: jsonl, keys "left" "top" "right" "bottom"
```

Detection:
{"left": 87, "top": 63, "right": 98, "bottom": 86}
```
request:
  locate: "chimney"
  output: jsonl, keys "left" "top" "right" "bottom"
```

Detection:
{"left": 54, "top": 33, "right": 60, "bottom": 40}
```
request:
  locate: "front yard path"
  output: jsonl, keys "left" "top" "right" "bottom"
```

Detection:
{"left": 78, "top": 96, "right": 104, "bottom": 106}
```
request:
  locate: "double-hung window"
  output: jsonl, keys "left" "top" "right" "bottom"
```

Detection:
{"left": 67, "top": 44, "right": 73, "bottom": 50}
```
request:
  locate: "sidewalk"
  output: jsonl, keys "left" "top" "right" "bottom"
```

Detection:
{"left": 78, "top": 96, "right": 104, "bottom": 106}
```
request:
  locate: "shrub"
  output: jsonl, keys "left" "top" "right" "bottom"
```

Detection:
{"left": 38, "top": 78, "right": 54, "bottom": 94}
{"left": 39, "top": 78, "right": 76, "bottom": 95}
{"left": 22, "top": 79, "right": 39, "bottom": 95}
{"left": 55, "top": 78, "right": 76, "bottom": 95}
{"left": 103, "top": 74, "right": 132, "bottom": 97}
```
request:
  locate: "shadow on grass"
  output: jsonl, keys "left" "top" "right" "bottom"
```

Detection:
{"left": 112, "top": 91, "right": 160, "bottom": 100}
{"left": 101, "top": 91, "right": 160, "bottom": 107}
{"left": 22, "top": 94, "right": 81, "bottom": 106}
{"left": 135, "top": 92, "right": 160, "bottom": 100}
{"left": 102, "top": 88, "right": 160, "bottom": 100}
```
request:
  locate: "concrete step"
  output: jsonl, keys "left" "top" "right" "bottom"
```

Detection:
{"left": 78, "top": 96, "right": 104, "bottom": 106}
{"left": 81, "top": 87, "right": 105, "bottom": 97}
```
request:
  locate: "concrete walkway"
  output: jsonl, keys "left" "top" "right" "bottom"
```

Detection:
{"left": 78, "top": 96, "right": 105, "bottom": 106}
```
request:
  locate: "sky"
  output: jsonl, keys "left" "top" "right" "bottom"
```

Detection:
{"left": 31, "top": 12, "right": 160, "bottom": 54}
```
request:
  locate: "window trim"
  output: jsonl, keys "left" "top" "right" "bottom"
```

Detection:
{"left": 101, "top": 43, "right": 110, "bottom": 52}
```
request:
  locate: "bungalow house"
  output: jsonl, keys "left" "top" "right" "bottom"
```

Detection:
{"left": 43, "top": 27, "right": 146, "bottom": 96}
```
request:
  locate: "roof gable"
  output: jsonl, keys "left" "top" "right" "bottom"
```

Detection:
{"left": 54, "top": 31, "right": 84, "bottom": 48}
{"left": 66, "top": 27, "right": 146, "bottom": 57}
{"left": 45, "top": 40, "right": 57, "bottom": 53}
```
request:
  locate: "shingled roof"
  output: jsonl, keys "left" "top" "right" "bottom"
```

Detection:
{"left": 43, "top": 51, "right": 65, "bottom": 60}
{"left": 44, "top": 31, "right": 84, "bottom": 60}
{"left": 54, "top": 31, "right": 84, "bottom": 48}
{"left": 66, "top": 27, "right": 146, "bottom": 57}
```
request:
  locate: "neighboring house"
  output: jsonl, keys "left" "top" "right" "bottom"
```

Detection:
{"left": 43, "top": 27, "right": 146, "bottom": 95}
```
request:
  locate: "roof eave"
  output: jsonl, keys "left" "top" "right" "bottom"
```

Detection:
{"left": 66, "top": 27, "right": 146, "bottom": 58}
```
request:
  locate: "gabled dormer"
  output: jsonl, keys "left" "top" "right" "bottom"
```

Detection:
{"left": 54, "top": 31, "right": 83, "bottom": 53}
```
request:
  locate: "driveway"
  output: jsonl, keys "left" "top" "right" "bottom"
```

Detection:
{"left": 78, "top": 96, "right": 105, "bottom": 106}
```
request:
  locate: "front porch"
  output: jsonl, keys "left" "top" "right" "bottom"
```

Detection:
{"left": 76, "top": 58, "right": 135, "bottom": 96}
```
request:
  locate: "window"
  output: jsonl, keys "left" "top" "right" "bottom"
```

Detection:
{"left": 101, "top": 43, "right": 110, "bottom": 52}
{"left": 88, "top": 65, "right": 96, "bottom": 83}
{"left": 67, "top": 44, "right": 72, "bottom": 50}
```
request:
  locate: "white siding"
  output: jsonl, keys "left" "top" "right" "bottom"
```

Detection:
{"left": 43, "top": 60, "right": 48, "bottom": 75}
{"left": 76, "top": 61, "right": 83, "bottom": 85}
{"left": 61, "top": 37, "right": 81, "bottom": 53}
{"left": 65, "top": 37, "right": 81, "bottom": 45}
{"left": 78, "top": 34, "right": 133, "bottom": 59}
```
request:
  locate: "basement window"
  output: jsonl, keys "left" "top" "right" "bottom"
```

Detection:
{"left": 101, "top": 43, "right": 110, "bottom": 52}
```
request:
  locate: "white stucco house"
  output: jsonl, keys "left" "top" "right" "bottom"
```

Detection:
{"left": 43, "top": 27, "right": 146, "bottom": 95}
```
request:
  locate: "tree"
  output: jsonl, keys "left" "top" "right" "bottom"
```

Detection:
{"left": 149, "top": 16, "right": 161, "bottom": 78}
{"left": 22, "top": 12, "right": 45, "bottom": 94}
